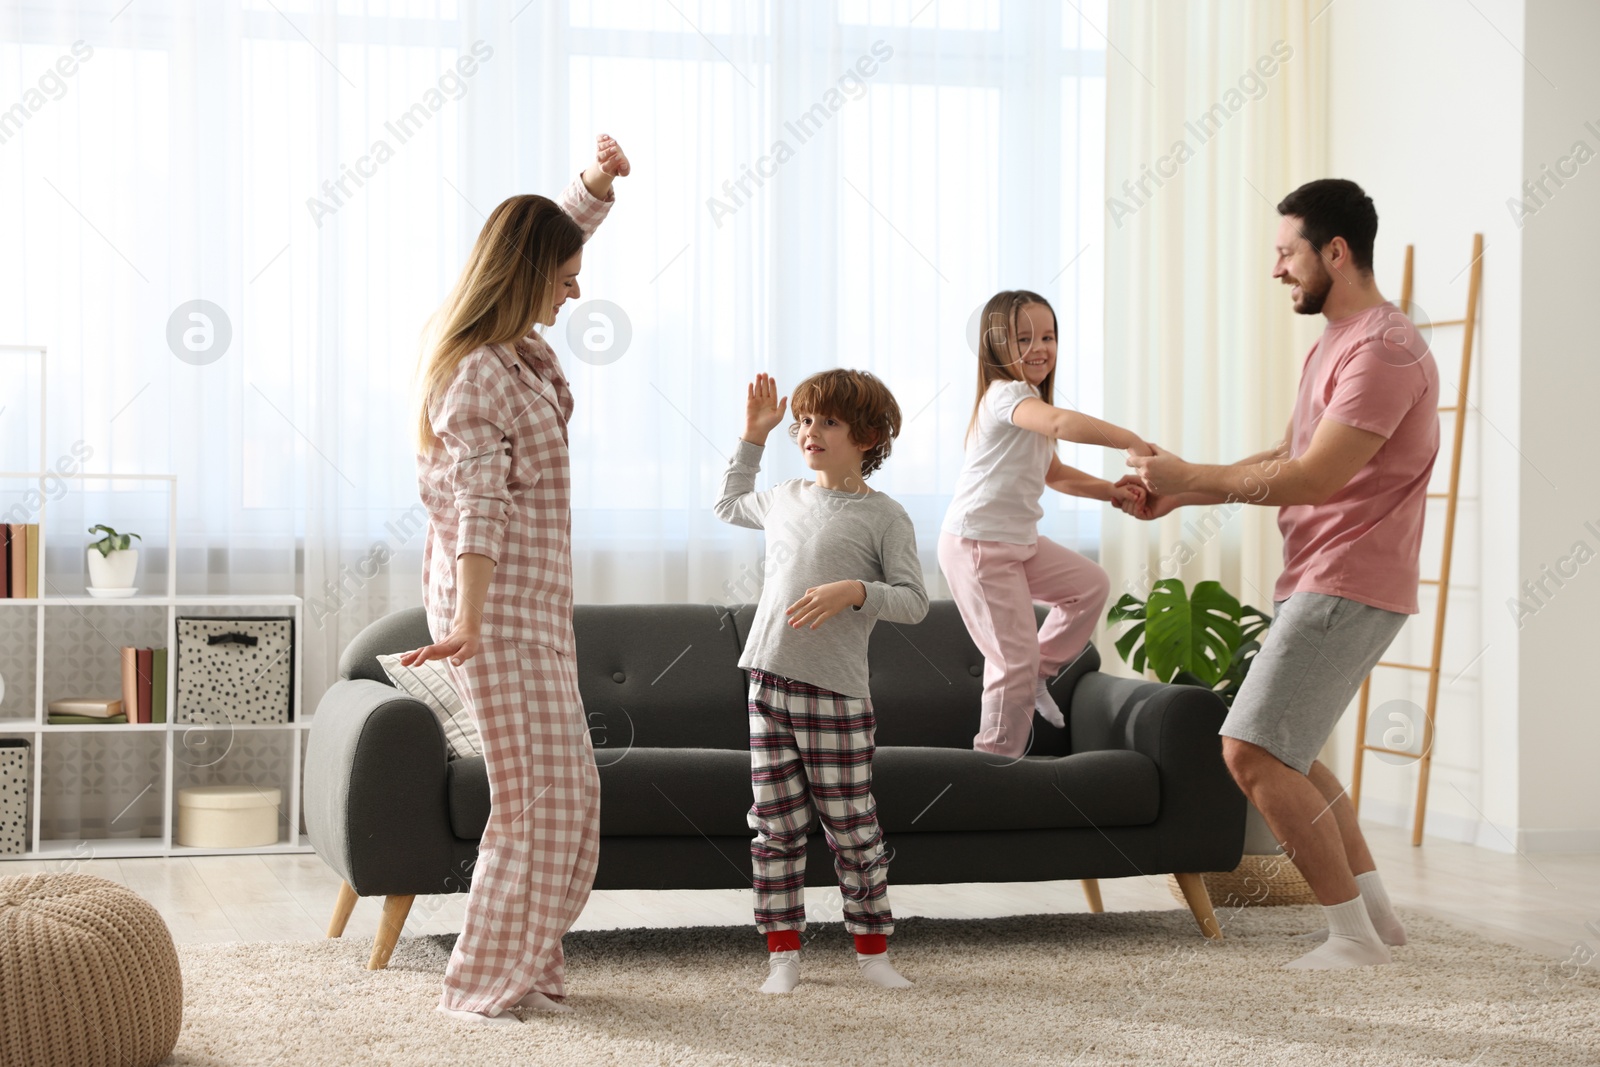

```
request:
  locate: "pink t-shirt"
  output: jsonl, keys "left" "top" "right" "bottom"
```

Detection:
{"left": 1275, "top": 303, "right": 1441, "bottom": 614}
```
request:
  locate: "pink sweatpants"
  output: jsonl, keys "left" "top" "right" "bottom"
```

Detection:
{"left": 937, "top": 532, "right": 1111, "bottom": 757}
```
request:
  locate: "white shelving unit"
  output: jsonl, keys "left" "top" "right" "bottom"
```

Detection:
{"left": 0, "top": 344, "right": 308, "bottom": 861}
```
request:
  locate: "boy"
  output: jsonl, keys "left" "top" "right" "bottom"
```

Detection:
{"left": 713, "top": 369, "right": 929, "bottom": 994}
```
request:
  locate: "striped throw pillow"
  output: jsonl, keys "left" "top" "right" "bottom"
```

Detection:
{"left": 375, "top": 654, "right": 482, "bottom": 760}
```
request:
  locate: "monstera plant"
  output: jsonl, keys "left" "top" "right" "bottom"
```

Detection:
{"left": 1106, "top": 579, "right": 1271, "bottom": 706}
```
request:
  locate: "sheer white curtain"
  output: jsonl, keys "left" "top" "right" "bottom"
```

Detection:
{"left": 1, "top": 0, "right": 1109, "bottom": 710}
{"left": 1100, "top": 0, "right": 1328, "bottom": 654}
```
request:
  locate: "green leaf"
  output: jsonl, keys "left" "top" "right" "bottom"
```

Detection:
{"left": 1106, "top": 594, "right": 1147, "bottom": 624}
{"left": 1239, "top": 605, "right": 1272, "bottom": 643}
{"left": 1143, "top": 579, "right": 1243, "bottom": 686}
{"left": 1113, "top": 621, "right": 1146, "bottom": 666}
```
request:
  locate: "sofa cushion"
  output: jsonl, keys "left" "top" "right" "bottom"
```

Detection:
{"left": 445, "top": 746, "right": 1159, "bottom": 841}
{"left": 446, "top": 748, "right": 752, "bottom": 840}
{"left": 870, "top": 747, "right": 1158, "bottom": 832}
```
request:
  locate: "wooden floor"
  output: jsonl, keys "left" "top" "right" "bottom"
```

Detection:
{"left": 4, "top": 824, "right": 1595, "bottom": 964}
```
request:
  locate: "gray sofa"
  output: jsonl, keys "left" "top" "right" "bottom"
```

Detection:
{"left": 305, "top": 601, "right": 1245, "bottom": 968}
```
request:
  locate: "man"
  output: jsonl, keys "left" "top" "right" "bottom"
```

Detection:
{"left": 1124, "top": 178, "right": 1439, "bottom": 969}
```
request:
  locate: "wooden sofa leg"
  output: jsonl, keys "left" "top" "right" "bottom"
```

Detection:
{"left": 1080, "top": 879, "right": 1104, "bottom": 913}
{"left": 367, "top": 894, "right": 416, "bottom": 970}
{"left": 327, "top": 880, "right": 359, "bottom": 939}
{"left": 1173, "top": 873, "right": 1223, "bottom": 940}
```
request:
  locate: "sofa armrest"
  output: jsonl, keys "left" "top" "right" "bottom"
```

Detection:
{"left": 1068, "top": 673, "right": 1246, "bottom": 872}
{"left": 303, "top": 678, "right": 463, "bottom": 897}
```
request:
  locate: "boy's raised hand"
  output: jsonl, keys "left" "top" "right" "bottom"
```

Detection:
{"left": 743, "top": 373, "right": 788, "bottom": 444}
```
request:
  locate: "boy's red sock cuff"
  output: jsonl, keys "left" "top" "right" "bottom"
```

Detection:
{"left": 767, "top": 930, "right": 802, "bottom": 953}
{"left": 853, "top": 933, "right": 888, "bottom": 955}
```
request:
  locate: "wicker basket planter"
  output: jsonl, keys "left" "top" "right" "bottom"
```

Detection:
{"left": 1166, "top": 852, "right": 1317, "bottom": 909}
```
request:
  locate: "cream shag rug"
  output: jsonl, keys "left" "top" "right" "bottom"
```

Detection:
{"left": 169, "top": 908, "right": 1600, "bottom": 1067}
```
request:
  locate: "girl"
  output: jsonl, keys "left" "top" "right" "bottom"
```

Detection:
{"left": 401, "top": 134, "right": 629, "bottom": 1025}
{"left": 938, "top": 290, "right": 1151, "bottom": 758}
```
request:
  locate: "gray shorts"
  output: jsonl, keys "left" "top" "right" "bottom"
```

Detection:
{"left": 1220, "top": 592, "right": 1408, "bottom": 775}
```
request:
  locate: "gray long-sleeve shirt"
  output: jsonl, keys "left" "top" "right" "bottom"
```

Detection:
{"left": 714, "top": 439, "right": 929, "bottom": 698}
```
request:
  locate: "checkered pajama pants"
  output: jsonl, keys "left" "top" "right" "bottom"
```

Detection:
{"left": 439, "top": 637, "right": 600, "bottom": 1014}
{"left": 747, "top": 669, "right": 894, "bottom": 937}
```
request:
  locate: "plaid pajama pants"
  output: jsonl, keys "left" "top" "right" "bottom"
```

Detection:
{"left": 439, "top": 637, "right": 600, "bottom": 1014}
{"left": 747, "top": 669, "right": 894, "bottom": 936}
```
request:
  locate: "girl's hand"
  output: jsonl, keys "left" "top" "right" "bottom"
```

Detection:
{"left": 1109, "top": 478, "right": 1146, "bottom": 511}
{"left": 596, "top": 133, "right": 630, "bottom": 178}
{"left": 398, "top": 618, "right": 482, "bottom": 669}
{"left": 785, "top": 581, "right": 866, "bottom": 630}
{"left": 744, "top": 373, "right": 788, "bottom": 443}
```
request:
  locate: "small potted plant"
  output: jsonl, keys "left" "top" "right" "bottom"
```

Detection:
{"left": 86, "top": 524, "right": 142, "bottom": 596}
{"left": 1107, "top": 578, "right": 1316, "bottom": 908}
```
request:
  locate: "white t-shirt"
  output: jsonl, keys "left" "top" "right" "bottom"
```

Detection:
{"left": 941, "top": 378, "right": 1054, "bottom": 545}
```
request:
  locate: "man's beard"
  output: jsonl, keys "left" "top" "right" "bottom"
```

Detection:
{"left": 1289, "top": 262, "right": 1333, "bottom": 315}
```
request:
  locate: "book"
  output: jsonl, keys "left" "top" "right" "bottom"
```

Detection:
{"left": 120, "top": 647, "right": 139, "bottom": 724}
{"left": 7, "top": 525, "right": 22, "bottom": 599}
{"left": 48, "top": 713, "right": 129, "bottom": 725}
{"left": 1, "top": 524, "right": 10, "bottom": 597}
{"left": 136, "top": 648, "right": 153, "bottom": 725}
{"left": 151, "top": 648, "right": 167, "bottom": 724}
{"left": 47, "top": 697, "right": 124, "bottom": 718}
{"left": 24, "top": 523, "right": 37, "bottom": 598}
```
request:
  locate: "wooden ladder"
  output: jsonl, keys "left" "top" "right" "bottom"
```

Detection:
{"left": 1348, "top": 233, "right": 1483, "bottom": 846}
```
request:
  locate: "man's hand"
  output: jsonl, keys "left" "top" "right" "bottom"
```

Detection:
{"left": 743, "top": 373, "right": 788, "bottom": 444}
{"left": 1126, "top": 443, "right": 1192, "bottom": 496}
{"left": 785, "top": 581, "right": 866, "bottom": 630}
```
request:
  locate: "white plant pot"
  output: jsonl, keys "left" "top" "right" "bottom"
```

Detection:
{"left": 87, "top": 548, "right": 139, "bottom": 590}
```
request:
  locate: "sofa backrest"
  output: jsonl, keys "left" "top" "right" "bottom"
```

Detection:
{"left": 340, "top": 600, "right": 1101, "bottom": 756}
{"left": 730, "top": 600, "right": 1098, "bottom": 756}
{"left": 572, "top": 603, "right": 749, "bottom": 751}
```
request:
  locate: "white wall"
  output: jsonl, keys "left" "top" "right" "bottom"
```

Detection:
{"left": 1514, "top": 0, "right": 1600, "bottom": 850}
{"left": 1323, "top": 0, "right": 1600, "bottom": 852}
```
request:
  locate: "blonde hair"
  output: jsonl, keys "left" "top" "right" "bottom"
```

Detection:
{"left": 413, "top": 195, "right": 584, "bottom": 452}
{"left": 966, "top": 290, "right": 1057, "bottom": 444}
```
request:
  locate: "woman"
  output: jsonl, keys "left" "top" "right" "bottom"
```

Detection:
{"left": 401, "top": 133, "right": 630, "bottom": 1025}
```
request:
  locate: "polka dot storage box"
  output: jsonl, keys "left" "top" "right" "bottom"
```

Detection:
{"left": 175, "top": 616, "right": 294, "bottom": 724}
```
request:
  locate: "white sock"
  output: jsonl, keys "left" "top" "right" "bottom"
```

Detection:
{"left": 1296, "top": 871, "right": 1408, "bottom": 947}
{"left": 1284, "top": 896, "right": 1392, "bottom": 970}
{"left": 514, "top": 990, "right": 573, "bottom": 1013}
{"left": 856, "top": 952, "right": 913, "bottom": 989}
{"left": 1353, "top": 870, "right": 1407, "bottom": 945}
{"left": 1034, "top": 676, "right": 1065, "bottom": 729}
{"left": 435, "top": 1004, "right": 520, "bottom": 1027}
{"left": 761, "top": 950, "right": 800, "bottom": 994}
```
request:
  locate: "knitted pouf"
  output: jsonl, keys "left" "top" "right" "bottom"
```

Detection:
{"left": 0, "top": 873, "right": 183, "bottom": 1067}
